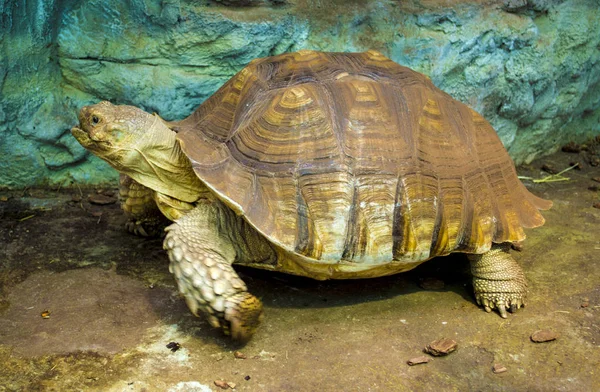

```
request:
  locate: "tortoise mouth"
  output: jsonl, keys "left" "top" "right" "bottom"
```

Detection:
{"left": 71, "top": 125, "right": 90, "bottom": 144}
{"left": 71, "top": 125, "right": 111, "bottom": 152}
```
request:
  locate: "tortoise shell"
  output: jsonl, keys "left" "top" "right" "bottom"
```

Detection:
{"left": 173, "top": 50, "right": 551, "bottom": 265}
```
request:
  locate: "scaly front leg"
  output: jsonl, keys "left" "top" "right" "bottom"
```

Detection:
{"left": 164, "top": 200, "right": 263, "bottom": 342}
{"left": 118, "top": 174, "right": 168, "bottom": 237}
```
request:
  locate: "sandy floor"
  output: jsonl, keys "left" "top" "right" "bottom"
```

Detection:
{"left": 1, "top": 142, "right": 599, "bottom": 391}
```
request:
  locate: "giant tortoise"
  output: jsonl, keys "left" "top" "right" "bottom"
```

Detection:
{"left": 71, "top": 50, "right": 551, "bottom": 341}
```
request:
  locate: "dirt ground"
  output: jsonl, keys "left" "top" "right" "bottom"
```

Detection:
{"left": 1, "top": 141, "right": 599, "bottom": 392}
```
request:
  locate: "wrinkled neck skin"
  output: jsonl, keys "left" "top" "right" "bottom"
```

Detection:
{"left": 107, "top": 115, "right": 205, "bottom": 203}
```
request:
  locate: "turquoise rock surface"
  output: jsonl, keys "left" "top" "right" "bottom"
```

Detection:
{"left": 1, "top": 0, "right": 599, "bottom": 188}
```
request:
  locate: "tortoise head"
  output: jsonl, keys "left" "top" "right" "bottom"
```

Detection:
{"left": 72, "top": 101, "right": 204, "bottom": 202}
{"left": 71, "top": 101, "right": 169, "bottom": 171}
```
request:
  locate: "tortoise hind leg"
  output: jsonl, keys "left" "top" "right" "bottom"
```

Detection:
{"left": 119, "top": 174, "right": 168, "bottom": 237}
{"left": 164, "top": 200, "right": 263, "bottom": 342}
{"left": 467, "top": 243, "right": 527, "bottom": 318}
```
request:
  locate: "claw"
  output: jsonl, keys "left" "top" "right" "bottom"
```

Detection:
{"left": 498, "top": 304, "right": 508, "bottom": 318}
{"left": 184, "top": 295, "right": 200, "bottom": 317}
{"left": 137, "top": 224, "right": 148, "bottom": 237}
{"left": 476, "top": 294, "right": 527, "bottom": 318}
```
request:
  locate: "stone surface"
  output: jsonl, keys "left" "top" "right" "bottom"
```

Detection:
{"left": 530, "top": 329, "right": 560, "bottom": 342}
{"left": 424, "top": 338, "right": 459, "bottom": 356}
{"left": 407, "top": 355, "right": 432, "bottom": 366}
{"left": 492, "top": 363, "right": 508, "bottom": 373}
{"left": 1, "top": 0, "right": 599, "bottom": 188}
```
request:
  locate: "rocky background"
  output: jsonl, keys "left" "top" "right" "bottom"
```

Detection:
{"left": 1, "top": 0, "right": 599, "bottom": 188}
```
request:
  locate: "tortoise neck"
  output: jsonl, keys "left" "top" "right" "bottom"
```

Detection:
{"left": 119, "top": 115, "right": 206, "bottom": 203}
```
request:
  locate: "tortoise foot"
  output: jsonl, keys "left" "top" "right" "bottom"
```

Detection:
{"left": 474, "top": 292, "right": 526, "bottom": 318}
{"left": 119, "top": 174, "right": 167, "bottom": 237}
{"left": 125, "top": 217, "right": 166, "bottom": 237}
{"left": 126, "top": 219, "right": 150, "bottom": 236}
{"left": 223, "top": 292, "right": 264, "bottom": 342}
{"left": 468, "top": 243, "right": 528, "bottom": 319}
{"left": 181, "top": 290, "right": 263, "bottom": 342}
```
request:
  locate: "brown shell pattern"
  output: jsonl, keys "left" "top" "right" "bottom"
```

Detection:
{"left": 174, "top": 50, "right": 551, "bottom": 264}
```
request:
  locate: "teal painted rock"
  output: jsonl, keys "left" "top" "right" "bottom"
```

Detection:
{"left": 0, "top": 0, "right": 599, "bottom": 188}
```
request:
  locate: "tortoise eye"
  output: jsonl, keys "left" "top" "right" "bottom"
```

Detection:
{"left": 91, "top": 115, "right": 99, "bottom": 125}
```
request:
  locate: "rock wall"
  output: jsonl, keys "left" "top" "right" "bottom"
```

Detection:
{"left": 1, "top": 0, "right": 599, "bottom": 188}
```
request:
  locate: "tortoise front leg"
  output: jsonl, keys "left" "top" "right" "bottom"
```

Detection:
{"left": 467, "top": 243, "right": 528, "bottom": 318}
{"left": 164, "top": 200, "right": 263, "bottom": 342}
{"left": 118, "top": 174, "right": 168, "bottom": 237}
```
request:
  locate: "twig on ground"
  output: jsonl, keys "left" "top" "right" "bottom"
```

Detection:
{"left": 519, "top": 164, "right": 579, "bottom": 183}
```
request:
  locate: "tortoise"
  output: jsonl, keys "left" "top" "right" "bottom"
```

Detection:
{"left": 71, "top": 50, "right": 551, "bottom": 341}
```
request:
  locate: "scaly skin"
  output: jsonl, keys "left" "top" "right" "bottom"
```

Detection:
{"left": 163, "top": 200, "right": 263, "bottom": 342}
{"left": 118, "top": 174, "right": 168, "bottom": 237}
{"left": 468, "top": 243, "right": 528, "bottom": 318}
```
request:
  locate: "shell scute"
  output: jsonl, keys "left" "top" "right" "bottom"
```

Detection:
{"left": 174, "top": 51, "right": 551, "bottom": 264}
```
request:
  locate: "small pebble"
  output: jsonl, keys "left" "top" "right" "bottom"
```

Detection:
{"left": 41, "top": 310, "right": 51, "bottom": 319}
{"left": 234, "top": 351, "right": 247, "bottom": 359}
{"left": 71, "top": 194, "right": 82, "bottom": 202}
{"left": 419, "top": 277, "right": 445, "bottom": 290}
{"left": 424, "top": 338, "right": 458, "bottom": 356}
{"left": 588, "top": 185, "right": 599, "bottom": 192}
{"left": 592, "top": 177, "right": 600, "bottom": 183}
{"left": 520, "top": 163, "right": 535, "bottom": 171}
{"left": 0, "top": 196, "right": 8, "bottom": 202}
{"left": 541, "top": 163, "right": 558, "bottom": 174}
{"left": 214, "top": 380, "right": 230, "bottom": 389}
{"left": 227, "top": 382, "right": 236, "bottom": 389}
{"left": 530, "top": 330, "right": 559, "bottom": 343}
{"left": 244, "top": 375, "right": 251, "bottom": 381}
{"left": 561, "top": 142, "right": 581, "bottom": 153}
{"left": 492, "top": 364, "right": 508, "bottom": 374}
{"left": 88, "top": 194, "right": 117, "bottom": 205}
{"left": 166, "top": 342, "right": 181, "bottom": 352}
{"left": 581, "top": 297, "right": 589, "bottom": 308}
{"left": 593, "top": 202, "right": 600, "bottom": 209}
{"left": 212, "top": 353, "right": 225, "bottom": 362}
{"left": 407, "top": 356, "right": 431, "bottom": 366}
